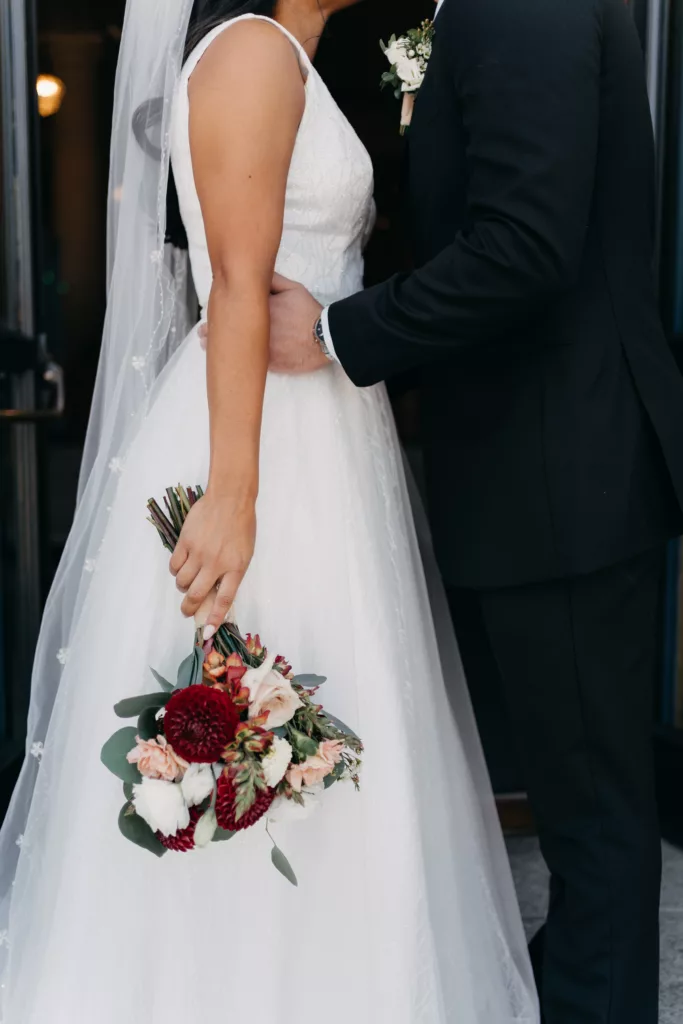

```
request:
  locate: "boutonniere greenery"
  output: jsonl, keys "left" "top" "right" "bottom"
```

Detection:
{"left": 380, "top": 20, "right": 435, "bottom": 135}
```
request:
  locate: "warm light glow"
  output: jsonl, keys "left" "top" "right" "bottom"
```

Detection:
{"left": 36, "top": 74, "right": 66, "bottom": 117}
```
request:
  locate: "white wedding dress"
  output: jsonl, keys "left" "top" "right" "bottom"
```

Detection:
{"left": 0, "top": 16, "right": 538, "bottom": 1023}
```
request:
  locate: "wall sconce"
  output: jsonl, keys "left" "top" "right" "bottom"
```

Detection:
{"left": 36, "top": 74, "right": 66, "bottom": 118}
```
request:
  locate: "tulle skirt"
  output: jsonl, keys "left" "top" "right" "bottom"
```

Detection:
{"left": 0, "top": 329, "right": 538, "bottom": 1023}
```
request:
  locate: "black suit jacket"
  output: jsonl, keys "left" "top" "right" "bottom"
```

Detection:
{"left": 328, "top": 0, "right": 683, "bottom": 588}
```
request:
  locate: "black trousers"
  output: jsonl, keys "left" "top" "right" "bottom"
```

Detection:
{"left": 451, "top": 548, "right": 663, "bottom": 1024}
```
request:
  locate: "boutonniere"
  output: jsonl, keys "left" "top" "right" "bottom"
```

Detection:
{"left": 380, "top": 20, "right": 435, "bottom": 135}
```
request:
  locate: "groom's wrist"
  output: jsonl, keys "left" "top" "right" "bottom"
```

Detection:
{"left": 315, "top": 307, "right": 340, "bottom": 364}
{"left": 312, "top": 314, "right": 332, "bottom": 360}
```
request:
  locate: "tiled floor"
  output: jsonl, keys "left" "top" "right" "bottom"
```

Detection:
{"left": 507, "top": 838, "right": 683, "bottom": 1024}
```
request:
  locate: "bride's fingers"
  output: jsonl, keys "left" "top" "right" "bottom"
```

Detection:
{"left": 175, "top": 557, "right": 200, "bottom": 594}
{"left": 181, "top": 568, "right": 218, "bottom": 618}
{"left": 206, "top": 573, "right": 240, "bottom": 631}
{"left": 169, "top": 540, "right": 190, "bottom": 577}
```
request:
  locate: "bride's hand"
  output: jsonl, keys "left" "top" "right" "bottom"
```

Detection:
{"left": 169, "top": 492, "right": 256, "bottom": 635}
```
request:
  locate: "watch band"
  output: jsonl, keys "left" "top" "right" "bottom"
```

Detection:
{"left": 313, "top": 315, "right": 332, "bottom": 361}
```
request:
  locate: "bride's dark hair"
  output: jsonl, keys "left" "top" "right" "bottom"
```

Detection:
{"left": 185, "top": 0, "right": 277, "bottom": 59}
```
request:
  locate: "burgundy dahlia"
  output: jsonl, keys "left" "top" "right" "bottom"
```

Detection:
{"left": 215, "top": 772, "right": 275, "bottom": 832}
{"left": 157, "top": 807, "right": 202, "bottom": 852}
{"left": 164, "top": 685, "right": 240, "bottom": 763}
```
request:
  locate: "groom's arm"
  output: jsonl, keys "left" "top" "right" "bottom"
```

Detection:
{"left": 328, "top": 0, "right": 603, "bottom": 387}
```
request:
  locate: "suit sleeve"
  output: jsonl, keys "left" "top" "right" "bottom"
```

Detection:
{"left": 328, "top": 0, "right": 602, "bottom": 387}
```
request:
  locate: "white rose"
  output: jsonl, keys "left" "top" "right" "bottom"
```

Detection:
{"left": 383, "top": 38, "right": 407, "bottom": 67}
{"left": 242, "top": 652, "right": 303, "bottom": 729}
{"left": 267, "top": 782, "right": 324, "bottom": 825}
{"left": 180, "top": 763, "right": 215, "bottom": 808}
{"left": 262, "top": 736, "right": 293, "bottom": 788}
{"left": 396, "top": 56, "right": 424, "bottom": 92}
{"left": 193, "top": 808, "right": 218, "bottom": 848}
{"left": 132, "top": 778, "right": 190, "bottom": 837}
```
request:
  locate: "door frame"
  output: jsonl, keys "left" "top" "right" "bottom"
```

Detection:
{"left": 0, "top": 0, "right": 41, "bottom": 774}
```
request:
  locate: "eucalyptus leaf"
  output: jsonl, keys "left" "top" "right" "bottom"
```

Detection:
{"left": 271, "top": 726, "right": 288, "bottom": 739}
{"left": 271, "top": 844, "right": 298, "bottom": 887}
{"left": 123, "top": 781, "right": 134, "bottom": 802}
{"left": 176, "top": 651, "right": 195, "bottom": 689}
{"left": 101, "top": 727, "right": 142, "bottom": 783}
{"left": 177, "top": 645, "right": 206, "bottom": 689}
{"left": 212, "top": 827, "right": 237, "bottom": 843}
{"left": 291, "top": 674, "right": 327, "bottom": 688}
{"left": 190, "top": 645, "right": 206, "bottom": 687}
{"left": 287, "top": 728, "right": 319, "bottom": 759}
{"left": 324, "top": 713, "right": 361, "bottom": 743}
{"left": 118, "top": 803, "right": 166, "bottom": 858}
{"left": 114, "top": 692, "right": 169, "bottom": 719}
{"left": 150, "top": 667, "right": 174, "bottom": 692}
{"left": 324, "top": 760, "right": 347, "bottom": 790}
{"left": 137, "top": 704, "right": 162, "bottom": 741}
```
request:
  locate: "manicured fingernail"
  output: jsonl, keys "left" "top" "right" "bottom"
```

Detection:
{"left": 203, "top": 625, "right": 216, "bottom": 641}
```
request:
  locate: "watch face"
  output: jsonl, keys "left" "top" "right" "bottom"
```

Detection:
{"left": 313, "top": 318, "right": 330, "bottom": 359}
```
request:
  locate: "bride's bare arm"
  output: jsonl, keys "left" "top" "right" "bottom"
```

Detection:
{"left": 170, "top": 22, "right": 305, "bottom": 630}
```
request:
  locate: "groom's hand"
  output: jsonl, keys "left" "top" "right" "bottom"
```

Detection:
{"left": 197, "top": 274, "right": 328, "bottom": 372}
{"left": 268, "top": 273, "right": 328, "bottom": 374}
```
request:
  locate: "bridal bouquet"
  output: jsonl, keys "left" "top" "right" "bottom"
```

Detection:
{"left": 380, "top": 19, "right": 434, "bottom": 133}
{"left": 101, "top": 486, "right": 363, "bottom": 885}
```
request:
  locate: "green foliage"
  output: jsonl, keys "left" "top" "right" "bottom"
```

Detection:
{"left": 323, "top": 712, "right": 362, "bottom": 746}
{"left": 150, "top": 667, "right": 174, "bottom": 692}
{"left": 101, "top": 727, "right": 142, "bottom": 784}
{"left": 271, "top": 844, "right": 298, "bottom": 887}
{"left": 286, "top": 726, "right": 319, "bottom": 761}
{"left": 118, "top": 802, "right": 166, "bottom": 858}
{"left": 323, "top": 759, "right": 348, "bottom": 790}
{"left": 233, "top": 757, "right": 268, "bottom": 823}
{"left": 212, "top": 826, "right": 237, "bottom": 843}
{"left": 291, "top": 674, "right": 326, "bottom": 688}
{"left": 114, "top": 692, "right": 169, "bottom": 719}
{"left": 176, "top": 644, "right": 205, "bottom": 689}
{"left": 137, "top": 704, "right": 162, "bottom": 741}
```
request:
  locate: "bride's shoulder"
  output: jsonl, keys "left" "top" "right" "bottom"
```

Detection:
{"left": 187, "top": 17, "right": 307, "bottom": 95}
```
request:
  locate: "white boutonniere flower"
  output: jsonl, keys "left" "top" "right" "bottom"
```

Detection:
{"left": 380, "top": 20, "right": 435, "bottom": 134}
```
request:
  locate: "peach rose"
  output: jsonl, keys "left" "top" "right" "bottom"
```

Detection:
{"left": 243, "top": 653, "right": 303, "bottom": 729}
{"left": 126, "top": 734, "right": 188, "bottom": 781}
{"left": 318, "top": 739, "right": 346, "bottom": 769}
{"left": 287, "top": 740, "right": 345, "bottom": 793}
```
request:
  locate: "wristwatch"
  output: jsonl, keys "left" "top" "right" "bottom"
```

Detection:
{"left": 312, "top": 315, "right": 332, "bottom": 361}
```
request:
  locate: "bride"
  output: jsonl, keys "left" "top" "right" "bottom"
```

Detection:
{"left": 0, "top": 0, "right": 539, "bottom": 1020}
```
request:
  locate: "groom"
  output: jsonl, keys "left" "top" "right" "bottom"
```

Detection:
{"left": 266, "top": 0, "right": 683, "bottom": 1020}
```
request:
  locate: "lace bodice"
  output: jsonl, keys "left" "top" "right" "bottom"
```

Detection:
{"left": 171, "top": 14, "right": 376, "bottom": 312}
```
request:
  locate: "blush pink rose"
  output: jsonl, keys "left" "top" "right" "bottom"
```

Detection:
{"left": 126, "top": 734, "right": 188, "bottom": 782}
{"left": 243, "top": 653, "right": 303, "bottom": 729}
{"left": 318, "top": 740, "right": 345, "bottom": 769}
{"left": 287, "top": 739, "right": 345, "bottom": 793}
